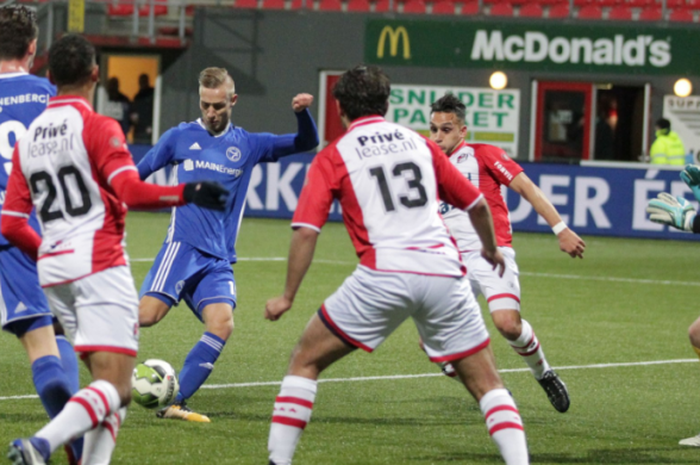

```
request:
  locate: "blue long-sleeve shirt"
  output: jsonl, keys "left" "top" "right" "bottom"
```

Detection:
{"left": 137, "top": 109, "right": 319, "bottom": 262}
{"left": 0, "top": 73, "right": 55, "bottom": 247}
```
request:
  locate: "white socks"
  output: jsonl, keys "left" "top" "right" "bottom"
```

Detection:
{"left": 508, "top": 319, "right": 550, "bottom": 379}
{"left": 82, "top": 407, "right": 127, "bottom": 465}
{"left": 36, "top": 380, "right": 121, "bottom": 453}
{"left": 268, "top": 375, "right": 317, "bottom": 465}
{"left": 480, "top": 389, "right": 529, "bottom": 465}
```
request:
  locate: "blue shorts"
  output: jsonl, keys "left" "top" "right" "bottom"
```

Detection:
{"left": 0, "top": 246, "right": 53, "bottom": 336}
{"left": 140, "top": 241, "right": 236, "bottom": 321}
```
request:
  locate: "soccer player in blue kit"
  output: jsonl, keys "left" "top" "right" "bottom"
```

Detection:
{"left": 0, "top": 5, "right": 81, "bottom": 463}
{"left": 137, "top": 67, "right": 319, "bottom": 421}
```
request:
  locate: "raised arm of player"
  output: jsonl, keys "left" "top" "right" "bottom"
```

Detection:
{"left": 87, "top": 117, "right": 189, "bottom": 210}
{"left": 261, "top": 94, "right": 319, "bottom": 161}
{"left": 136, "top": 127, "right": 178, "bottom": 181}
{"left": 1, "top": 147, "right": 41, "bottom": 260}
{"left": 428, "top": 139, "right": 505, "bottom": 276}
{"left": 509, "top": 172, "right": 585, "bottom": 259}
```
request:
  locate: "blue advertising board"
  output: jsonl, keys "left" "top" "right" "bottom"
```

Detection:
{"left": 129, "top": 145, "right": 699, "bottom": 241}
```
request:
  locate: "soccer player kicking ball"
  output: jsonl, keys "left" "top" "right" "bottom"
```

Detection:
{"left": 2, "top": 34, "right": 228, "bottom": 465}
{"left": 0, "top": 6, "right": 82, "bottom": 463}
{"left": 647, "top": 164, "right": 700, "bottom": 446}
{"left": 428, "top": 94, "right": 585, "bottom": 413}
{"left": 265, "top": 66, "right": 529, "bottom": 465}
{"left": 137, "top": 67, "right": 319, "bottom": 422}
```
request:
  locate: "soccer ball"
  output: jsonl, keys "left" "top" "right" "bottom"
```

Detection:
{"left": 131, "top": 359, "right": 179, "bottom": 409}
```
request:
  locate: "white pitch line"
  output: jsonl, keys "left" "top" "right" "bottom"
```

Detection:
{"left": 521, "top": 271, "right": 700, "bottom": 287}
{"left": 3, "top": 358, "right": 693, "bottom": 401}
{"left": 202, "top": 358, "right": 697, "bottom": 389}
{"left": 129, "top": 256, "right": 700, "bottom": 287}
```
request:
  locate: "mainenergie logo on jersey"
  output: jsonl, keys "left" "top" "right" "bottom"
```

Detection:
{"left": 354, "top": 129, "right": 418, "bottom": 160}
{"left": 183, "top": 158, "right": 243, "bottom": 177}
{"left": 365, "top": 20, "right": 698, "bottom": 75}
{"left": 470, "top": 31, "right": 670, "bottom": 68}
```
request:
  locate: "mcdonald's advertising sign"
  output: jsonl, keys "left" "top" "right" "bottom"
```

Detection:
{"left": 376, "top": 25, "right": 411, "bottom": 60}
{"left": 366, "top": 19, "right": 700, "bottom": 75}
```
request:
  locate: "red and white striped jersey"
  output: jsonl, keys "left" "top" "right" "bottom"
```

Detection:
{"left": 292, "top": 116, "right": 483, "bottom": 277}
{"left": 3, "top": 96, "right": 139, "bottom": 286}
{"left": 440, "top": 141, "right": 523, "bottom": 251}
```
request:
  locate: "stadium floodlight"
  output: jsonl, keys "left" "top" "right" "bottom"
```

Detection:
{"left": 489, "top": 71, "right": 508, "bottom": 90}
{"left": 674, "top": 78, "right": 692, "bottom": 98}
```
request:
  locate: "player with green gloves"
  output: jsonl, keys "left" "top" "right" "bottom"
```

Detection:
{"left": 646, "top": 164, "right": 700, "bottom": 448}
{"left": 646, "top": 165, "right": 700, "bottom": 233}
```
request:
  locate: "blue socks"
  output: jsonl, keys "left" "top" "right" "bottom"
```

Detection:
{"left": 55, "top": 335, "right": 80, "bottom": 394}
{"left": 176, "top": 332, "right": 225, "bottom": 403}
{"left": 36, "top": 337, "right": 83, "bottom": 463}
{"left": 31, "top": 355, "right": 72, "bottom": 419}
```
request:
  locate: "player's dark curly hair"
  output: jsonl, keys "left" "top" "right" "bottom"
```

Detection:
{"left": 430, "top": 93, "right": 466, "bottom": 124}
{"left": 48, "top": 34, "right": 95, "bottom": 87}
{"left": 332, "top": 65, "right": 390, "bottom": 121}
{"left": 0, "top": 5, "right": 38, "bottom": 61}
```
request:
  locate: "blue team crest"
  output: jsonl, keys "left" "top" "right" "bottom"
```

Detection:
{"left": 226, "top": 146, "right": 242, "bottom": 162}
{"left": 175, "top": 280, "right": 185, "bottom": 295}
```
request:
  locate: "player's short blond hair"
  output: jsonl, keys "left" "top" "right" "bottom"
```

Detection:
{"left": 198, "top": 67, "right": 235, "bottom": 97}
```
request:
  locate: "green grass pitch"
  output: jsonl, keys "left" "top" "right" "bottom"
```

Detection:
{"left": 2, "top": 212, "right": 700, "bottom": 464}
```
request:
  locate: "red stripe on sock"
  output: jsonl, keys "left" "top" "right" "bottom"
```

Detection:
{"left": 511, "top": 334, "right": 535, "bottom": 351}
{"left": 276, "top": 396, "right": 314, "bottom": 409}
{"left": 489, "top": 422, "right": 525, "bottom": 435}
{"left": 86, "top": 387, "right": 110, "bottom": 415}
{"left": 272, "top": 415, "right": 307, "bottom": 429}
{"left": 103, "top": 420, "right": 117, "bottom": 442}
{"left": 517, "top": 342, "right": 541, "bottom": 357}
{"left": 485, "top": 405, "right": 520, "bottom": 419}
{"left": 70, "top": 397, "right": 98, "bottom": 428}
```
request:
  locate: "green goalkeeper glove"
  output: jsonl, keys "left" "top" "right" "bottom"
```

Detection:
{"left": 646, "top": 192, "right": 696, "bottom": 231}
{"left": 680, "top": 164, "right": 700, "bottom": 203}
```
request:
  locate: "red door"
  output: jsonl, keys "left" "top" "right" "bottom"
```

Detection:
{"left": 534, "top": 81, "right": 593, "bottom": 162}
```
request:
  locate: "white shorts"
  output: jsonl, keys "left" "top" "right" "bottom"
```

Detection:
{"left": 463, "top": 247, "right": 521, "bottom": 312}
{"left": 44, "top": 266, "right": 139, "bottom": 358}
{"left": 320, "top": 265, "right": 490, "bottom": 363}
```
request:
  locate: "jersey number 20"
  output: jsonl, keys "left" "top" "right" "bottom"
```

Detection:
{"left": 30, "top": 167, "right": 92, "bottom": 222}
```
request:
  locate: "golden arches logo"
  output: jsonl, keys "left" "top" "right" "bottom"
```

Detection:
{"left": 377, "top": 26, "right": 411, "bottom": 60}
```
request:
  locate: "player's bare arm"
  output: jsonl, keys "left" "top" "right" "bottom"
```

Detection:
{"left": 265, "top": 226, "right": 319, "bottom": 321}
{"left": 467, "top": 198, "right": 506, "bottom": 277}
{"left": 292, "top": 93, "right": 314, "bottom": 113}
{"left": 509, "top": 172, "right": 585, "bottom": 259}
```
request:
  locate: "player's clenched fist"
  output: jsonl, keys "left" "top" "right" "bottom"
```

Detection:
{"left": 292, "top": 93, "right": 314, "bottom": 113}
{"left": 265, "top": 295, "right": 293, "bottom": 321}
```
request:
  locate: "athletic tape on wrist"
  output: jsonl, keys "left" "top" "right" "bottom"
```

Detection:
{"left": 552, "top": 221, "right": 568, "bottom": 235}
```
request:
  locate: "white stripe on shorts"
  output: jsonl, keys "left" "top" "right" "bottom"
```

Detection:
{"left": 152, "top": 241, "right": 181, "bottom": 293}
{"left": 0, "top": 281, "right": 7, "bottom": 326}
